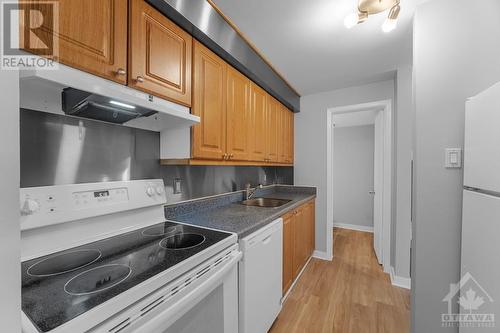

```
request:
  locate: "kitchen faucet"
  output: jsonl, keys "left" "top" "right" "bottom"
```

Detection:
{"left": 244, "top": 183, "right": 263, "bottom": 200}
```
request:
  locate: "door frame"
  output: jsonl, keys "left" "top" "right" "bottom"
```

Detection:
{"left": 326, "top": 100, "right": 393, "bottom": 273}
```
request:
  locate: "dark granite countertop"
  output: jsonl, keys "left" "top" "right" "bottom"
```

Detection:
{"left": 164, "top": 185, "right": 316, "bottom": 238}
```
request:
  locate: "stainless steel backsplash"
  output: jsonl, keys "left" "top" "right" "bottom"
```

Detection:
{"left": 21, "top": 109, "right": 293, "bottom": 203}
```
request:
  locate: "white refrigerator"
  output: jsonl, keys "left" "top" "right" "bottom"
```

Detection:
{"left": 460, "top": 81, "right": 500, "bottom": 332}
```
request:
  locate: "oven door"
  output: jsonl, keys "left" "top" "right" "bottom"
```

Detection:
{"left": 95, "top": 247, "right": 242, "bottom": 333}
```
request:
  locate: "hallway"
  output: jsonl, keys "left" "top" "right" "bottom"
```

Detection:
{"left": 269, "top": 228, "right": 410, "bottom": 333}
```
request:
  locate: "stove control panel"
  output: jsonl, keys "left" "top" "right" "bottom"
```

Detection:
{"left": 72, "top": 187, "right": 129, "bottom": 209}
{"left": 20, "top": 180, "right": 166, "bottom": 231}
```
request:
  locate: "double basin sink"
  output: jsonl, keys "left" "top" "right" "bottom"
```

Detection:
{"left": 239, "top": 197, "right": 292, "bottom": 208}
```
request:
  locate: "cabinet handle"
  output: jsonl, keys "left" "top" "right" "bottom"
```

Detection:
{"left": 229, "top": 154, "right": 234, "bottom": 158}
{"left": 115, "top": 68, "right": 126, "bottom": 76}
{"left": 222, "top": 153, "right": 228, "bottom": 160}
{"left": 136, "top": 76, "right": 145, "bottom": 83}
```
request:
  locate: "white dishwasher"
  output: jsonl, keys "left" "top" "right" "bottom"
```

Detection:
{"left": 239, "top": 218, "right": 283, "bottom": 333}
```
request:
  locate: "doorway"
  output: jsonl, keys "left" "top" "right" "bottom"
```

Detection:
{"left": 332, "top": 114, "right": 376, "bottom": 232}
{"left": 326, "top": 100, "right": 392, "bottom": 273}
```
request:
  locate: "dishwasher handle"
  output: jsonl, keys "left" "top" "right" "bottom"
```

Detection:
{"left": 262, "top": 235, "right": 272, "bottom": 245}
{"left": 242, "top": 218, "right": 283, "bottom": 251}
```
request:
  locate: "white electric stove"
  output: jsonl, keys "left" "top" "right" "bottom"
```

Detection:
{"left": 20, "top": 179, "right": 241, "bottom": 333}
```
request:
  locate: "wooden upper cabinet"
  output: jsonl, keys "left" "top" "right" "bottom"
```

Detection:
{"left": 266, "top": 96, "right": 280, "bottom": 162}
{"left": 279, "top": 104, "right": 291, "bottom": 163}
{"left": 129, "top": 0, "right": 192, "bottom": 106}
{"left": 226, "top": 67, "right": 251, "bottom": 161}
{"left": 20, "top": 0, "right": 128, "bottom": 84}
{"left": 249, "top": 83, "right": 268, "bottom": 161}
{"left": 278, "top": 104, "right": 287, "bottom": 163}
{"left": 191, "top": 41, "right": 227, "bottom": 160}
{"left": 285, "top": 108, "right": 295, "bottom": 164}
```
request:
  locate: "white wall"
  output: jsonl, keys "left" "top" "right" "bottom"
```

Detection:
{"left": 333, "top": 125, "right": 375, "bottom": 229}
{"left": 412, "top": 1, "right": 500, "bottom": 332}
{"left": 0, "top": 45, "right": 21, "bottom": 333}
{"left": 296, "top": 80, "right": 394, "bottom": 255}
{"left": 394, "top": 65, "right": 412, "bottom": 279}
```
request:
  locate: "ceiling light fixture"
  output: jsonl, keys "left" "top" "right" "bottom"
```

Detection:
{"left": 344, "top": 0, "right": 401, "bottom": 32}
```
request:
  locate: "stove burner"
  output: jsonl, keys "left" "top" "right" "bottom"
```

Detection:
{"left": 27, "top": 249, "right": 102, "bottom": 277}
{"left": 159, "top": 233, "right": 206, "bottom": 250}
{"left": 141, "top": 225, "right": 177, "bottom": 236}
{"left": 64, "top": 264, "right": 132, "bottom": 296}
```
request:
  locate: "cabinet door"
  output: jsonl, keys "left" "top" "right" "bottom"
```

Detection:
{"left": 20, "top": 0, "right": 128, "bottom": 84}
{"left": 191, "top": 41, "right": 227, "bottom": 160}
{"left": 286, "top": 110, "right": 295, "bottom": 164}
{"left": 249, "top": 83, "right": 268, "bottom": 161}
{"left": 282, "top": 212, "right": 294, "bottom": 295}
{"left": 278, "top": 104, "right": 288, "bottom": 163}
{"left": 292, "top": 207, "right": 306, "bottom": 278}
{"left": 303, "top": 201, "right": 315, "bottom": 257}
{"left": 308, "top": 201, "right": 316, "bottom": 257}
{"left": 129, "top": 0, "right": 192, "bottom": 106}
{"left": 266, "top": 96, "right": 280, "bottom": 162}
{"left": 226, "top": 67, "right": 251, "bottom": 161}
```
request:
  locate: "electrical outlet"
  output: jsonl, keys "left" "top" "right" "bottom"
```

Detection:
{"left": 173, "top": 178, "right": 182, "bottom": 194}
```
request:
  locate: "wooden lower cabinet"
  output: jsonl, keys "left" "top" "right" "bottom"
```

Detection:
{"left": 304, "top": 201, "right": 315, "bottom": 258}
{"left": 282, "top": 212, "right": 294, "bottom": 295}
{"left": 282, "top": 199, "right": 315, "bottom": 295}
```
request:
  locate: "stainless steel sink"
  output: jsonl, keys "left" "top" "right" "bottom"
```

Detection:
{"left": 239, "top": 197, "right": 292, "bottom": 208}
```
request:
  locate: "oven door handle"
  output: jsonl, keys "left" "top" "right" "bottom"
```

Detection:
{"left": 131, "top": 250, "right": 242, "bottom": 333}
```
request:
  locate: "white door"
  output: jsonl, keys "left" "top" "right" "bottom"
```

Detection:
{"left": 373, "top": 111, "right": 383, "bottom": 264}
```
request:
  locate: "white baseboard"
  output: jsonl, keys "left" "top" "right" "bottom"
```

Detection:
{"left": 333, "top": 223, "right": 374, "bottom": 233}
{"left": 389, "top": 266, "right": 411, "bottom": 289}
{"left": 313, "top": 250, "right": 333, "bottom": 261}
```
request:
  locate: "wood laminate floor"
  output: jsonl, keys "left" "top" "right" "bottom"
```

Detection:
{"left": 269, "top": 228, "right": 410, "bottom": 333}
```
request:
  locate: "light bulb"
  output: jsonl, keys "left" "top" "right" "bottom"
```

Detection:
{"left": 344, "top": 12, "right": 359, "bottom": 29}
{"left": 382, "top": 18, "right": 397, "bottom": 32}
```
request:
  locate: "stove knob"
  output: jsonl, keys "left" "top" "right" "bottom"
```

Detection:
{"left": 21, "top": 199, "right": 40, "bottom": 215}
{"left": 156, "top": 186, "right": 164, "bottom": 195}
{"left": 146, "top": 187, "right": 155, "bottom": 197}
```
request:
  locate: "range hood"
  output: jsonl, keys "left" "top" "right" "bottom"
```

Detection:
{"left": 19, "top": 58, "right": 199, "bottom": 132}
{"left": 62, "top": 88, "right": 157, "bottom": 124}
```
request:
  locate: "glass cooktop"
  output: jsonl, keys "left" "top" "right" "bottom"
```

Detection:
{"left": 21, "top": 221, "right": 232, "bottom": 332}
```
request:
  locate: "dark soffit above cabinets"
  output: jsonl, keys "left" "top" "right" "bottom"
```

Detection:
{"left": 146, "top": 0, "right": 301, "bottom": 113}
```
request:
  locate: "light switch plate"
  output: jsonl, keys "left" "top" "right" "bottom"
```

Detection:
{"left": 445, "top": 148, "right": 462, "bottom": 168}
{"left": 173, "top": 178, "right": 182, "bottom": 194}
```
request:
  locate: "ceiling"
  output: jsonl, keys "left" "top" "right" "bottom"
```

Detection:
{"left": 211, "top": 0, "right": 426, "bottom": 95}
